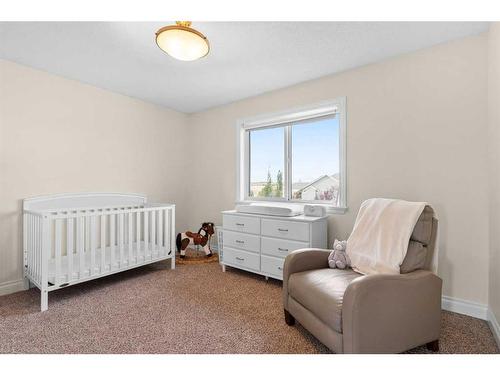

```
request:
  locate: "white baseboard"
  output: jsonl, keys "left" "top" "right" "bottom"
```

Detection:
{"left": 441, "top": 295, "right": 488, "bottom": 320}
{"left": 0, "top": 279, "right": 27, "bottom": 296}
{"left": 487, "top": 308, "right": 500, "bottom": 348}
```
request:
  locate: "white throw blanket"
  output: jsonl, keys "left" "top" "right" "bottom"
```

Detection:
{"left": 347, "top": 198, "right": 428, "bottom": 275}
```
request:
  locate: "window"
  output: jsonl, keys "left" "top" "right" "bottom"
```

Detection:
{"left": 237, "top": 98, "right": 346, "bottom": 211}
{"left": 249, "top": 127, "right": 285, "bottom": 199}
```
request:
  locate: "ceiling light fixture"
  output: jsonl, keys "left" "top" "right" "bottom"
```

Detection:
{"left": 155, "top": 21, "right": 210, "bottom": 61}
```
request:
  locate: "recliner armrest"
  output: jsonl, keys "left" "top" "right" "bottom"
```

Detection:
{"left": 283, "top": 248, "right": 330, "bottom": 309}
{"left": 342, "top": 270, "right": 442, "bottom": 353}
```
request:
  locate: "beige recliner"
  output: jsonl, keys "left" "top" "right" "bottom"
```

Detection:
{"left": 283, "top": 207, "right": 442, "bottom": 353}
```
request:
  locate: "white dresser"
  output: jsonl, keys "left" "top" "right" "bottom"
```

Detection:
{"left": 219, "top": 210, "right": 328, "bottom": 280}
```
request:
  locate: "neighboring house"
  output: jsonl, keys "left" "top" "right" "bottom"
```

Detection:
{"left": 250, "top": 182, "right": 266, "bottom": 196}
{"left": 291, "top": 181, "right": 309, "bottom": 192}
{"left": 294, "top": 175, "right": 339, "bottom": 202}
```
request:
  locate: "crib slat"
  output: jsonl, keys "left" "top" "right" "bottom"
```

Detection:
{"left": 27, "top": 215, "right": 32, "bottom": 281}
{"left": 32, "top": 216, "right": 36, "bottom": 282}
{"left": 170, "top": 207, "right": 175, "bottom": 269}
{"left": 110, "top": 213, "right": 115, "bottom": 270}
{"left": 85, "top": 215, "right": 90, "bottom": 276}
{"left": 90, "top": 216, "right": 96, "bottom": 276}
{"left": 167, "top": 210, "right": 170, "bottom": 255}
{"left": 119, "top": 212, "right": 124, "bottom": 266}
{"left": 35, "top": 216, "right": 39, "bottom": 282}
{"left": 25, "top": 214, "right": 29, "bottom": 280}
{"left": 100, "top": 214, "right": 106, "bottom": 273}
{"left": 67, "top": 218, "right": 74, "bottom": 282}
{"left": 151, "top": 210, "right": 156, "bottom": 259}
{"left": 39, "top": 216, "right": 43, "bottom": 283}
{"left": 128, "top": 212, "right": 133, "bottom": 265}
{"left": 158, "top": 209, "right": 163, "bottom": 256}
{"left": 144, "top": 211, "right": 149, "bottom": 259}
{"left": 35, "top": 216, "right": 38, "bottom": 281}
{"left": 27, "top": 215, "right": 31, "bottom": 280}
{"left": 23, "top": 213, "right": 27, "bottom": 282}
{"left": 77, "top": 217, "right": 85, "bottom": 278}
{"left": 136, "top": 211, "right": 141, "bottom": 262}
{"left": 55, "top": 220, "right": 62, "bottom": 285}
{"left": 41, "top": 217, "right": 50, "bottom": 311}
{"left": 85, "top": 215, "right": 90, "bottom": 262}
{"left": 35, "top": 216, "right": 38, "bottom": 282}
{"left": 27, "top": 215, "right": 31, "bottom": 281}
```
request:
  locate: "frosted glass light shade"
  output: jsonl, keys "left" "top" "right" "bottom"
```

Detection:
{"left": 156, "top": 23, "right": 209, "bottom": 61}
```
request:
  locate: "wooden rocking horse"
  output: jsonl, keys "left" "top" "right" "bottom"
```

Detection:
{"left": 176, "top": 222, "right": 215, "bottom": 258}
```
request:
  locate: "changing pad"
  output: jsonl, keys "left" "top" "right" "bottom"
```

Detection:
{"left": 235, "top": 203, "right": 302, "bottom": 217}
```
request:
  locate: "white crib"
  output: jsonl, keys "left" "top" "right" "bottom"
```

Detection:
{"left": 23, "top": 193, "right": 175, "bottom": 311}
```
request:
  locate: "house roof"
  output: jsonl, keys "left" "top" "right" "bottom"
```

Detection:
{"left": 296, "top": 175, "right": 339, "bottom": 193}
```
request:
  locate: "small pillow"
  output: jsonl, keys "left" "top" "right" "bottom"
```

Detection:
{"left": 400, "top": 241, "right": 427, "bottom": 273}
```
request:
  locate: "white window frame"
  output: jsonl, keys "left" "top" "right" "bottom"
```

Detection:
{"left": 236, "top": 98, "right": 347, "bottom": 214}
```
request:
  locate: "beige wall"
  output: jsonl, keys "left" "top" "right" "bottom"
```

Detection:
{"left": 186, "top": 34, "right": 490, "bottom": 304}
{"left": 0, "top": 59, "right": 189, "bottom": 293}
{"left": 488, "top": 23, "right": 500, "bottom": 322}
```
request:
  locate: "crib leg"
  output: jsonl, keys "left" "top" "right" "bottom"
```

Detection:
{"left": 170, "top": 256, "right": 175, "bottom": 270}
{"left": 23, "top": 276, "right": 30, "bottom": 290}
{"left": 41, "top": 289, "right": 48, "bottom": 312}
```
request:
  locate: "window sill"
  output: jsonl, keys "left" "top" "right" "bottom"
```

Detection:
{"left": 235, "top": 200, "right": 347, "bottom": 215}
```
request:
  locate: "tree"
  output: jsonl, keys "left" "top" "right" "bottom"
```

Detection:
{"left": 259, "top": 169, "right": 273, "bottom": 197}
{"left": 276, "top": 170, "right": 283, "bottom": 197}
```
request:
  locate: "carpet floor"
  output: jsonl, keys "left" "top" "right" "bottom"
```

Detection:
{"left": 0, "top": 261, "right": 498, "bottom": 354}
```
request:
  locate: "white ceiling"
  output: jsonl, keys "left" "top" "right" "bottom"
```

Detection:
{"left": 0, "top": 22, "right": 489, "bottom": 113}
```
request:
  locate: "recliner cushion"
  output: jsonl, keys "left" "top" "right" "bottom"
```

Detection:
{"left": 400, "top": 241, "right": 427, "bottom": 273}
{"left": 410, "top": 206, "right": 433, "bottom": 245}
{"left": 288, "top": 268, "right": 362, "bottom": 333}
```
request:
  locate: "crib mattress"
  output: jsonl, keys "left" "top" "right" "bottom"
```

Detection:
{"left": 47, "top": 241, "right": 170, "bottom": 285}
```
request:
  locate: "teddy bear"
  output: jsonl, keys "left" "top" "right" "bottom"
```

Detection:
{"left": 328, "top": 239, "right": 351, "bottom": 269}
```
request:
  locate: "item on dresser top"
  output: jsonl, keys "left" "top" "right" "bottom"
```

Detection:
{"left": 303, "top": 204, "right": 327, "bottom": 217}
{"left": 235, "top": 203, "right": 302, "bottom": 217}
{"left": 328, "top": 239, "right": 350, "bottom": 269}
{"left": 219, "top": 210, "right": 327, "bottom": 280}
{"left": 176, "top": 222, "right": 215, "bottom": 258}
{"left": 23, "top": 193, "right": 176, "bottom": 311}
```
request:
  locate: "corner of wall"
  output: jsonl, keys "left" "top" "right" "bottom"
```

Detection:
{"left": 488, "top": 22, "right": 500, "bottom": 331}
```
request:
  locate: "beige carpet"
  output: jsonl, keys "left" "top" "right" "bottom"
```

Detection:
{"left": 0, "top": 261, "right": 498, "bottom": 354}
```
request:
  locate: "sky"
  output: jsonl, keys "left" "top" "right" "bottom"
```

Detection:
{"left": 249, "top": 117, "right": 340, "bottom": 183}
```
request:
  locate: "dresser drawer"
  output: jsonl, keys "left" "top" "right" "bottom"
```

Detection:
{"left": 223, "top": 230, "right": 260, "bottom": 253}
{"left": 261, "top": 255, "right": 285, "bottom": 279}
{"left": 261, "top": 219, "right": 309, "bottom": 241}
{"left": 223, "top": 214, "right": 260, "bottom": 234}
{"left": 223, "top": 247, "right": 260, "bottom": 272}
{"left": 261, "top": 237, "right": 309, "bottom": 258}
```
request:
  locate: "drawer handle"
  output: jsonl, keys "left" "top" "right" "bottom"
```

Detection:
{"left": 278, "top": 228, "right": 288, "bottom": 232}
{"left": 235, "top": 240, "right": 245, "bottom": 244}
{"left": 278, "top": 266, "right": 283, "bottom": 271}
{"left": 236, "top": 223, "right": 245, "bottom": 226}
{"left": 236, "top": 257, "right": 245, "bottom": 261}
{"left": 278, "top": 248, "right": 288, "bottom": 252}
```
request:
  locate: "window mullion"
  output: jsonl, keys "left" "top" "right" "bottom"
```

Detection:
{"left": 285, "top": 125, "right": 292, "bottom": 201}
{"left": 245, "top": 130, "right": 250, "bottom": 199}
